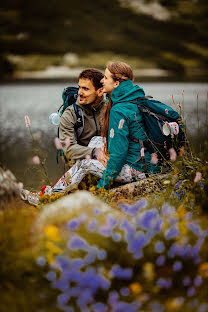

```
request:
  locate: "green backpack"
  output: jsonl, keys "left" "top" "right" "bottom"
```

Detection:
{"left": 130, "top": 96, "right": 186, "bottom": 161}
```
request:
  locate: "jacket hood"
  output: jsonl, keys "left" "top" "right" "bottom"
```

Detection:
{"left": 111, "top": 80, "right": 145, "bottom": 106}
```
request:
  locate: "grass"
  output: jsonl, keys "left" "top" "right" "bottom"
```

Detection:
{"left": 1, "top": 91, "right": 208, "bottom": 311}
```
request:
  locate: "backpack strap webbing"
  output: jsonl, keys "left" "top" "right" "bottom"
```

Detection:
{"left": 56, "top": 103, "right": 84, "bottom": 164}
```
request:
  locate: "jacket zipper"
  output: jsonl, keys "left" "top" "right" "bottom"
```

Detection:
{"left": 92, "top": 110, "right": 99, "bottom": 136}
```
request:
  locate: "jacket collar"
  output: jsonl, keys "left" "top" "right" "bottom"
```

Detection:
{"left": 110, "top": 80, "right": 145, "bottom": 106}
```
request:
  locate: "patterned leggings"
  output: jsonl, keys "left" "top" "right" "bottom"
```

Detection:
{"left": 52, "top": 136, "right": 146, "bottom": 192}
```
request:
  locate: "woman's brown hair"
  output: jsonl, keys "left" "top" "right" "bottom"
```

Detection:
{"left": 101, "top": 62, "right": 134, "bottom": 153}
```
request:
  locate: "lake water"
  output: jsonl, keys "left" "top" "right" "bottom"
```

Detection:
{"left": 0, "top": 81, "right": 207, "bottom": 190}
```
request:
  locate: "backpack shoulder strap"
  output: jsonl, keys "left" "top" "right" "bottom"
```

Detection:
{"left": 72, "top": 103, "right": 84, "bottom": 138}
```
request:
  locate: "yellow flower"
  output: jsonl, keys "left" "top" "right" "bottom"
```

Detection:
{"left": 177, "top": 205, "right": 187, "bottom": 218}
{"left": 199, "top": 262, "right": 208, "bottom": 278}
{"left": 45, "top": 241, "right": 62, "bottom": 254}
{"left": 143, "top": 262, "right": 155, "bottom": 281}
{"left": 129, "top": 282, "right": 142, "bottom": 294}
{"left": 44, "top": 225, "right": 60, "bottom": 242}
{"left": 166, "top": 297, "right": 184, "bottom": 310}
{"left": 89, "top": 186, "right": 96, "bottom": 192}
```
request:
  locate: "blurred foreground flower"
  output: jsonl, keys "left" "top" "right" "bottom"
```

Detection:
{"left": 32, "top": 155, "right": 40, "bottom": 165}
{"left": 194, "top": 172, "right": 202, "bottom": 183}
{"left": 151, "top": 153, "right": 158, "bottom": 165}
{"left": 35, "top": 192, "right": 208, "bottom": 311}
{"left": 54, "top": 137, "right": 62, "bottom": 150}
{"left": 169, "top": 148, "right": 177, "bottom": 161}
{"left": 24, "top": 115, "right": 30, "bottom": 128}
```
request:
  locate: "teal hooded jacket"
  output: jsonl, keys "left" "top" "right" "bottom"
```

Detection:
{"left": 97, "top": 80, "right": 161, "bottom": 189}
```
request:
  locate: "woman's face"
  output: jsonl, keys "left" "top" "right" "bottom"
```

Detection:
{"left": 101, "top": 68, "right": 119, "bottom": 94}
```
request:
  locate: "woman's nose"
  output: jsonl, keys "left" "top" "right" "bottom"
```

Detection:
{"left": 100, "top": 78, "right": 104, "bottom": 84}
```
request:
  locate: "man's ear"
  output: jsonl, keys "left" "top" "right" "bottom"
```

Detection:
{"left": 97, "top": 87, "right": 104, "bottom": 97}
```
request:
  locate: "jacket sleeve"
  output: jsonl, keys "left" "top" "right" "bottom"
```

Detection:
{"left": 59, "top": 108, "right": 93, "bottom": 160}
{"left": 97, "top": 109, "right": 129, "bottom": 189}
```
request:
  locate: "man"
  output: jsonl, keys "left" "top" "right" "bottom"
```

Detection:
{"left": 59, "top": 68, "right": 106, "bottom": 162}
{"left": 20, "top": 68, "right": 107, "bottom": 206}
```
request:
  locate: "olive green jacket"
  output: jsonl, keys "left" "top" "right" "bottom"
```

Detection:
{"left": 59, "top": 97, "right": 105, "bottom": 160}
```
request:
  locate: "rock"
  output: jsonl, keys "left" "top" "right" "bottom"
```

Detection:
{"left": 0, "top": 165, "right": 20, "bottom": 208}
{"left": 110, "top": 174, "right": 168, "bottom": 200}
{"left": 36, "top": 190, "right": 123, "bottom": 231}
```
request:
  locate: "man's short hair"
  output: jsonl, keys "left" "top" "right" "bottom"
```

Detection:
{"left": 79, "top": 68, "right": 104, "bottom": 90}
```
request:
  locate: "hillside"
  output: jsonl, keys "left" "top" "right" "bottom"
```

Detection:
{"left": 1, "top": 0, "right": 208, "bottom": 79}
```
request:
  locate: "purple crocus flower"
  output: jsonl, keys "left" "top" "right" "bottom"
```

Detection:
{"left": 67, "top": 218, "right": 80, "bottom": 230}
{"left": 71, "top": 258, "right": 85, "bottom": 270}
{"left": 84, "top": 253, "right": 96, "bottom": 265}
{"left": 77, "top": 288, "right": 94, "bottom": 308}
{"left": 56, "top": 256, "right": 70, "bottom": 270}
{"left": 173, "top": 261, "right": 183, "bottom": 271}
{"left": 156, "top": 255, "right": 166, "bottom": 266}
{"left": 154, "top": 241, "right": 165, "bottom": 253}
{"left": 110, "top": 265, "right": 133, "bottom": 279}
{"left": 183, "top": 276, "right": 191, "bottom": 286}
{"left": 68, "top": 235, "right": 89, "bottom": 251}
{"left": 162, "top": 204, "right": 175, "bottom": 216}
{"left": 128, "top": 231, "right": 147, "bottom": 253}
{"left": 37, "top": 256, "right": 46, "bottom": 266}
{"left": 99, "top": 225, "right": 112, "bottom": 237}
{"left": 187, "top": 286, "right": 196, "bottom": 297}
{"left": 165, "top": 225, "right": 180, "bottom": 240}
{"left": 108, "top": 291, "right": 119, "bottom": 305}
{"left": 88, "top": 219, "right": 98, "bottom": 232}
{"left": 92, "top": 302, "right": 108, "bottom": 312}
{"left": 194, "top": 276, "right": 203, "bottom": 287}
{"left": 57, "top": 293, "right": 70, "bottom": 307}
{"left": 148, "top": 301, "right": 164, "bottom": 312}
{"left": 121, "top": 199, "right": 147, "bottom": 216}
{"left": 156, "top": 277, "right": 172, "bottom": 289}
{"left": 97, "top": 249, "right": 107, "bottom": 260}
{"left": 46, "top": 271, "right": 56, "bottom": 281}
{"left": 106, "top": 215, "right": 118, "bottom": 229}
{"left": 120, "top": 287, "right": 130, "bottom": 296}
{"left": 139, "top": 209, "right": 159, "bottom": 230}
{"left": 112, "top": 232, "right": 121, "bottom": 242}
{"left": 198, "top": 304, "right": 208, "bottom": 312}
{"left": 187, "top": 222, "right": 202, "bottom": 236}
{"left": 119, "top": 220, "right": 135, "bottom": 242}
{"left": 93, "top": 208, "right": 101, "bottom": 216}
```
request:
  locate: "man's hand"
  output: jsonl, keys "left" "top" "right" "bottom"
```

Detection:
{"left": 92, "top": 148, "right": 108, "bottom": 167}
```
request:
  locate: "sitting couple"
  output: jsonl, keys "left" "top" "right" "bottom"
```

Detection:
{"left": 21, "top": 62, "right": 161, "bottom": 205}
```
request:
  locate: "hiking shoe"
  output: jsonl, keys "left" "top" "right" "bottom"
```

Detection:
{"left": 20, "top": 189, "right": 40, "bottom": 206}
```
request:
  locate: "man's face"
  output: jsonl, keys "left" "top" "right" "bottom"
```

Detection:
{"left": 100, "top": 68, "right": 119, "bottom": 94}
{"left": 78, "top": 78, "right": 102, "bottom": 105}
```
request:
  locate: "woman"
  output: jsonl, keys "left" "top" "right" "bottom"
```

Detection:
{"left": 97, "top": 61, "right": 160, "bottom": 189}
{"left": 21, "top": 62, "right": 160, "bottom": 205}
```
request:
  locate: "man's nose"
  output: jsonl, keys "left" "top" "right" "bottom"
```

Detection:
{"left": 100, "top": 78, "right": 104, "bottom": 84}
{"left": 78, "top": 88, "right": 82, "bottom": 95}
